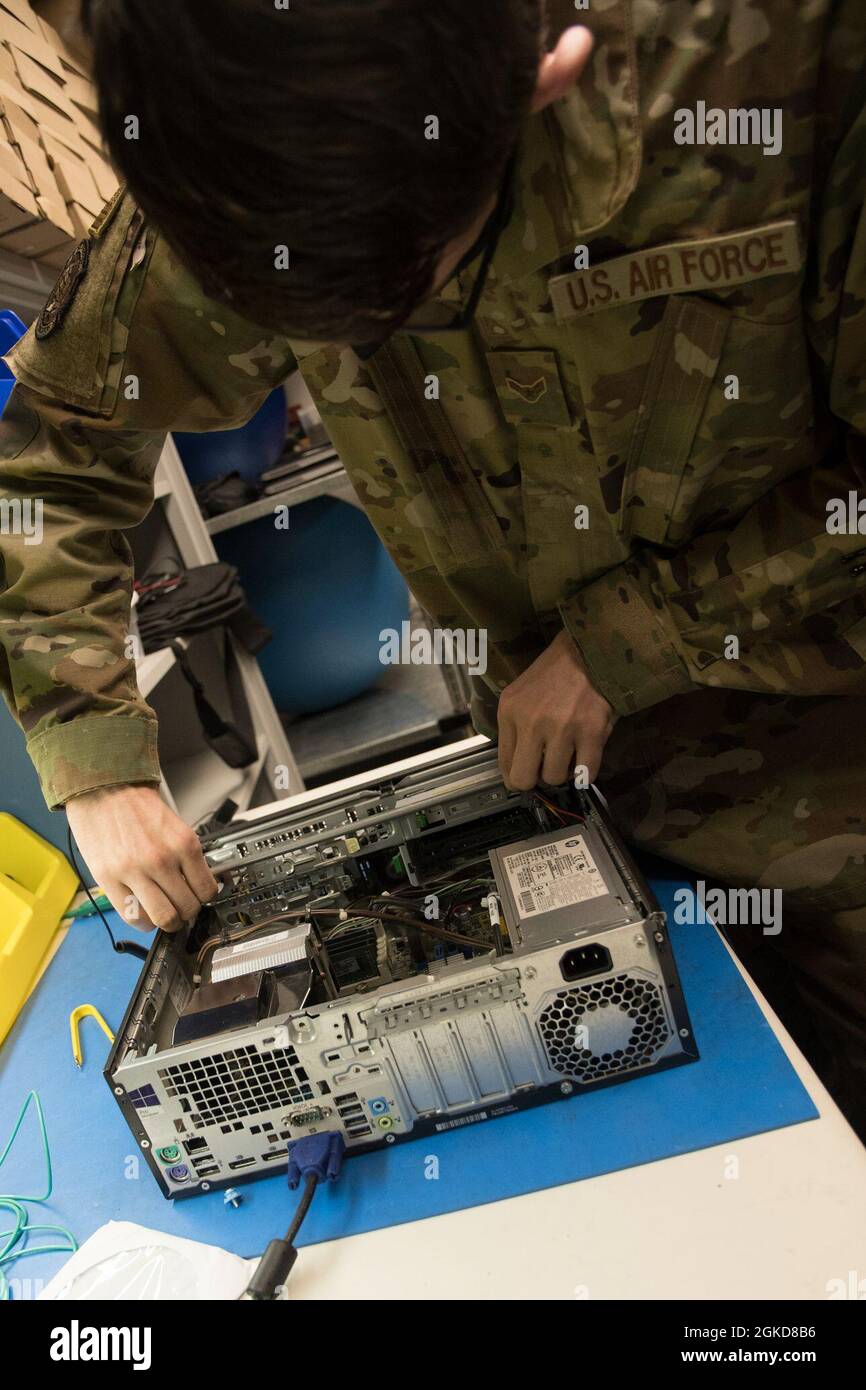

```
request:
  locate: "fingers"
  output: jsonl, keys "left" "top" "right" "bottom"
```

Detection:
{"left": 540, "top": 733, "right": 575, "bottom": 787}
{"left": 100, "top": 877, "right": 143, "bottom": 931}
{"left": 99, "top": 875, "right": 177, "bottom": 934}
{"left": 65, "top": 786, "right": 220, "bottom": 937}
{"left": 499, "top": 702, "right": 611, "bottom": 793}
{"left": 179, "top": 834, "right": 221, "bottom": 904}
{"left": 104, "top": 853, "right": 215, "bottom": 935}
{"left": 160, "top": 866, "right": 203, "bottom": 923}
{"left": 497, "top": 704, "right": 517, "bottom": 784}
{"left": 126, "top": 875, "right": 187, "bottom": 934}
{"left": 145, "top": 834, "right": 220, "bottom": 931}
{"left": 507, "top": 725, "right": 545, "bottom": 791}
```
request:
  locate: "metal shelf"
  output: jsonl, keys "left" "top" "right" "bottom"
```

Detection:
{"left": 286, "top": 657, "right": 465, "bottom": 783}
{"left": 204, "top": 463, "right": 361, "bottom": 535}
{"left": 135, "top": 437, "right": 305, "bottom": 823}
{"left": 135, "top": 644, "right": 176, "bottom": 699}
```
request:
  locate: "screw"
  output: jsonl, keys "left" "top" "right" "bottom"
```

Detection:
{"left": 140, "top": 1139, "right": 150, "bottom": 1150}
{"left": 560, "top": 1082, "right": 573, "bottom": 1095}
{"left": 114, "top": 1086, "right": 124, "bottom": 1096}
{"left": 633, "top": 935, "right": 645, "bottom": 948}
{"left": 385, "top": 1134, "right": 396, "bottom": 1144}
{"left": 654, "top": 931, "right": 664, "bottom": 943}
{"left": 224, "top": 1188, "right": 242, "bottom": 1209}
{"left": 525, "top": 967, "right": 537, "bottom": 981}
{"left": 679, "top": 1028, "right": 689, "bottom": 1038}
{"left": 201, "top": 1182, "right": 211, "bottom": 1192}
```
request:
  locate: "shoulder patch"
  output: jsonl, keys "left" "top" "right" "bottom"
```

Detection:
{"left": 35, "top": 239, "right": 91, "bottom": 340}
{"left": 10, "top": 191, "right": 144, "bottom": 413}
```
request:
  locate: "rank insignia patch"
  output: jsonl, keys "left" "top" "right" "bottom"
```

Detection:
{"left": 505, "top": 374, "right": 547, "bottom": 404}
{"left": 35, "top": 239, "right": 91, "bottom": 340}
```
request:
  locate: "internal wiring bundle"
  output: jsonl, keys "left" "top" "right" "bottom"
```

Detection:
{"left": 193, "top": 865, "right": 505, "bottom": 981}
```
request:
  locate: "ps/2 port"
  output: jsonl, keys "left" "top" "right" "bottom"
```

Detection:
{"left": 156, "top": 1145, "right": 181, "bottom": 1164}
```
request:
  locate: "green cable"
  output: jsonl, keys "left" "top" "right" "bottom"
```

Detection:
{"left": 0, "top": 1092, "right": 52, "bottom": 1201}
{"left": 0, "top": 1092, "right": 77, "bottom": 1300}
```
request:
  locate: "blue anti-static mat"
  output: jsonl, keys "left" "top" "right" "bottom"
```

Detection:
{"left": 0, "top": 871, "right": 817, "bottom": 1283}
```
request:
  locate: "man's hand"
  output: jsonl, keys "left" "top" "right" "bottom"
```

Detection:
{"left": 497, "top": 630, "right": 615, "bottom": 790}
{"left": 66, "top": 785, "right": 221, "bottom": 933}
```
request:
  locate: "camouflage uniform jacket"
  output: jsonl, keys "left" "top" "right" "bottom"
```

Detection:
{"left": 1, "top": 0, "right": 865, "bottom": 810}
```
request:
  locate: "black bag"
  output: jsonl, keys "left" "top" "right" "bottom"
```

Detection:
{"left": 135, "top": 562, "right": 271, "bottom": 655}
{"left": 169, "top": 639, "right": 255, "bottom": 768}
{"left": 135, "top": 563, "right": 272, "bottom": 768}
{"left": 194, "top": 471, "right": 261, "bottom": 519}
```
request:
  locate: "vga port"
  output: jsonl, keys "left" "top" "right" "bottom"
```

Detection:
{"left": 289, "top": 1106, "right": 330, "bottom": 1127}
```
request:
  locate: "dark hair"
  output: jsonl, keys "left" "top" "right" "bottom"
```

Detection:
{"left": 83, "top": 0, "right": 542, "bottom": 341}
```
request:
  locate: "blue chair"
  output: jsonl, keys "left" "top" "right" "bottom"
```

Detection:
{"left": 216, "top": 497, "right": 409, "bottom": 714}
{"left": 174, "top": 387, "right": 289, "bottom": 484}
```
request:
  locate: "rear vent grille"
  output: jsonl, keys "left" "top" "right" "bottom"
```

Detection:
{"left": 159, "top": 1044, "right": 314, "bottom": 1129}
{"left": 538, "top": 974, "right": 670, "bottom": 1083}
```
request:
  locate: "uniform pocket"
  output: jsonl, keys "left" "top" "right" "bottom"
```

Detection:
{"left": 298, "top": 338, "right": 510, "bottom": 579}
{"left": 363, "top": 337, "right": 508, "bottom": 573}
{"left": 486, "top": 346, "right": 626, "bottom": 616}
{"left": 619, "top": 295, "right": 730, "bottom": 545}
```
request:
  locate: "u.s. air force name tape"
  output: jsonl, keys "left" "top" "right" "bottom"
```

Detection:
{"left": 549, "top": 219, "right": 802, "bottom": 322}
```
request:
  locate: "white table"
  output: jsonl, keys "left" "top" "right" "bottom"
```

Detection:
{"left": 281, "top": 967, "right": 864, "bottom": 1299}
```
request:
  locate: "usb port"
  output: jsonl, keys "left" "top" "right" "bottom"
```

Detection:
{"left": 339, "top": 1103, "right": 363, "bottom": 1118}
{"left": 228, "top": 1157, "right": 254, "bottom": 1170}
{"left": 196, "top": 1164, "right": 219, "bottom": 1178}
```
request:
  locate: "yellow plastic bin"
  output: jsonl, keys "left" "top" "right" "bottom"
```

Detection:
{"left": 0, "top": 814, "right": 78, "bottom": 1048}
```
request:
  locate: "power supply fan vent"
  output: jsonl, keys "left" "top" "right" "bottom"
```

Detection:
{"left": 158, "top": 1044, "right": 314, "bottom": 1130}
{"left": 538, "top": 973, "right": 671, "bottom": 1083}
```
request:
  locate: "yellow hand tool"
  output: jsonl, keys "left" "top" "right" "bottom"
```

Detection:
{"left": 69, "top": 1004, "right": 115, "bottom": 1069}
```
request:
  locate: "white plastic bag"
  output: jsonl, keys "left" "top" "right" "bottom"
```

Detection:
{"left": 39, "top": 1221, "right": 257, "bottom": 1301}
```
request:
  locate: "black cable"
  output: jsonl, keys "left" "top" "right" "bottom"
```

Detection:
{"left": 66, "top": 827, "right": 149, "bottom": 960}
{"left": 244, "top": 1171, "right": 321, "bottom": 1299}
{"left": 284, "top": 1172, "right": 318, "bottom": 1244}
